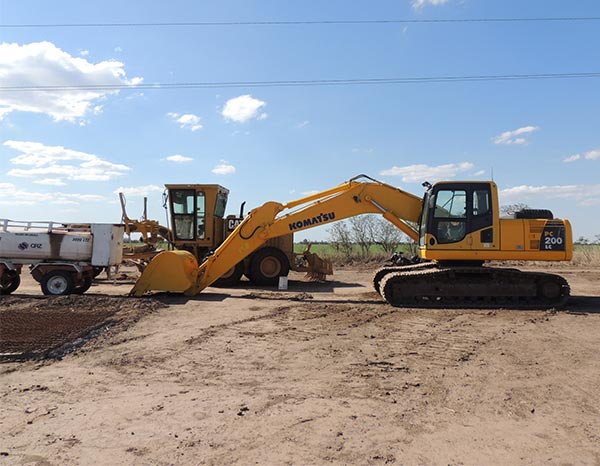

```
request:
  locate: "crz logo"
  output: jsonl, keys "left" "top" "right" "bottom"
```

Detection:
{"left": 17, "top": 242, "right": 42, "bottom": 250}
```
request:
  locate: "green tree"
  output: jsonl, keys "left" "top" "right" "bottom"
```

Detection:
{"left": 373, "top": 217, "right": 406, "bottom": 253}
{"left": 328, "top": 221, "right": 353, "bottom": 256}
{"left": 349, "top": 215, "right": 376, "bottom": 257}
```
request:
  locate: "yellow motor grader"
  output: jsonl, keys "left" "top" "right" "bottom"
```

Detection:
{"left": 120, "top": 184, "right": 331, "bottom": 286}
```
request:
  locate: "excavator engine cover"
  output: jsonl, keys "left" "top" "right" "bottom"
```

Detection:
{"left": 130, "top": 250, "right": 199, "bottom": 296}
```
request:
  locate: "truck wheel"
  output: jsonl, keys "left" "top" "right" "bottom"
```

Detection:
{"left": 214, "top": 262, "right": 244, "bottom": 287}
{"left": 0, "top": 273, "right": 20, "bottom": 295}
{"left": 73, "top": 276, "right": 93, "bottom": 294}
{"left": 41, "top": 271, "right": 75, "bottom": 296}
{"left": 249, "top": 247, "right": 290, "bottom": 286}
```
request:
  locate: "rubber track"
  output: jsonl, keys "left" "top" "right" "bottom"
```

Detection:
{"left": 378, "top": 266, "right": 570, "bottom": 309}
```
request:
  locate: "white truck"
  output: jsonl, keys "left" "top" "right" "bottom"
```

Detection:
{"left": 0, "top": 219, "right": 124, "bottom": 296}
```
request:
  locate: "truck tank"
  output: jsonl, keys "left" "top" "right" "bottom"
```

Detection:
{"left": 0, "top": 228, "right": 93, "bottom": 262}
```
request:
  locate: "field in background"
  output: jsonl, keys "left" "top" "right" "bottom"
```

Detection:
{"left": 295, "top": 243, "right": 600, "bottom": 266}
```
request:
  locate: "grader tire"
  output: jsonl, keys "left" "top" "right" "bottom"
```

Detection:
{"left": 214, "top": 262, "right": 244, "bottom": 287}
{"left": 249, "top": 247, "right": 290, "bottom": 286}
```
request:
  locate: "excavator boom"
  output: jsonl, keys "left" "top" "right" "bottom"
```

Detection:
{"left": 131, "top": 175, "right": 422, "bottom": 296}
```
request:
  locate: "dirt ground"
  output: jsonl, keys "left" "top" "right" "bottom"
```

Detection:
{"left": 1, "top": 265, "right": 599, "bottom": 465}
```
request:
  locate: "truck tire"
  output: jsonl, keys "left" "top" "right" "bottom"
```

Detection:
{"left": 248, "top": 247, "right": 290, "bottom": 286}
{"left": 214, "top": 262, "right": 244, "bottom": 287}
{"left": 73, "top": 275, "right": 93, "bottom": 294}
{"left": 41, "top": 270, "right": 75, "bottom": 296}
{"left": 0, "top": 273, "right": 20, "bottom": 295}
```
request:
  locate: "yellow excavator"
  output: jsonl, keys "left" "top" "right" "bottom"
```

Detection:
{"left": 130, "top": 174, "right": 572, "bottom": 308}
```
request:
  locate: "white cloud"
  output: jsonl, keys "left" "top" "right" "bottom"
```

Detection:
{"left": 3, "top": 140, "right": 130, "bottom": 183}
{"left": 211, "top": 161, "right": 236, "bottom": 175}
{"left": 168, "top": 112, "right": 203, "bottom": 131}
{"left": 352, "top": 148, "right": 374, "bottom": 155}
{"left": 473, "top": 170, "right": 486, "bottom": 176}
{"left": 222, "top": 95, "right": 266, "bottom": 123}
{"left": 0, "top": 182, "right": 105, "bottom": 206}
{"left": 380, "top": 162, "right": 474, "bottom": 183}
{"left": 114, "top": 185, "right": 163, "bottom": 197}
{"left": 296, "top": 120, "right": 310, "bottom": 128}
{"left": 412, "top": 0, "right": 449, "bottom": 9}
{"left": 563, "top": 154, "right": 581, "bottom": 163}
{"left": 34, "top": 178, "right": 66, "bottom": 186}
{"left": 492, "top": 125, "right": 539, "bottom": 145}
{"left": 166, "top": 154, "right": 194, "bottom": 163}
{"left": 562, "top": 148, "right": 600, "bottom": 163}
{"left": 584, "top": 149, "right": 600, "bottom": 160}
{"left": 0, "top": 41, "right": 142, "bottom": 122}
{"left": 500, "top": 184, "right": 600, "bottom": 207}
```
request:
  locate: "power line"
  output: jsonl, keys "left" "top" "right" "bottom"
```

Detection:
{"left": 2, "top": 72, "right": 600, "bottom": 92}
{"left": 1, "top": 17, "right": 600, "bottom": 28}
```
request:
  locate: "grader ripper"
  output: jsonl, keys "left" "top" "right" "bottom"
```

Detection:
{"left": 130, "top": 175, "right": 572, "bottom": 309}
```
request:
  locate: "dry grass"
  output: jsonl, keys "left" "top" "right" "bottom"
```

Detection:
{"left": 572, "top": 245, "right": 600, "bottom": 267}
{"left": 317, "top": 245, "right": 600, "bottom": 269}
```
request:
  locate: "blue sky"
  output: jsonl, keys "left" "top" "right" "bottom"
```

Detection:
{"left": 1, "top": 0, "right": 599, "bottom": 242}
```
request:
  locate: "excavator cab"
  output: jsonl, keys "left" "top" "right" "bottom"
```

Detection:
{"left": 419, "top": 182, "right": 497, "bottom": 253}
{"left": 418, "top": 181, "right": 571, "bottom": 263}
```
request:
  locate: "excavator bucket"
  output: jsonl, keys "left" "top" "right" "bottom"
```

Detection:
{"left": 303, "top": 250, "right": 333, "bottom": 282}
{"left": 130, "top": 250, "right": 199, "bottom": 296}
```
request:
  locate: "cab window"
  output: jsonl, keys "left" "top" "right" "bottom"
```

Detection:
{"left": 434, "top": 189, "right": 466, "bottom": 244}
{"left": 172, "top": 190, "right": 196, "bottom": 240}
{"left": 473, "top": 190, "right": 490, "bottom": 216}
{"left": 196, "top": 193, "right": 206, "bottom": 239}
{"left": 214, "top": 192, "right": 228, "bottom": 218}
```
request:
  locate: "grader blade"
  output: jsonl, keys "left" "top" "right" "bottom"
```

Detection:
{"left": 130, "top": 250, "right": 199, "bottom": 296}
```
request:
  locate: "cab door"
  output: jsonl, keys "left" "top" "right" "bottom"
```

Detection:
{"left": 470, "top": 186, "right": 497, "bottom": 250}
{"left": 428, "top": 187, "right": 469, "bottom": 248}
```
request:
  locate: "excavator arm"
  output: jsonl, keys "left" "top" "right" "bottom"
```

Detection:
{"left": 130, "top": 175, "right": 423, "bottom": 296}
